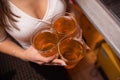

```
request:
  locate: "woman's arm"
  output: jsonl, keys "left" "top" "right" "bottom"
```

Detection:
{"left": 0, "top": 27, "right": 25, "bottom": 59}
{"left": 0, "top": 38, "right": 54, "bottom": 64}
{"left": 0, "top": 38, "right": 25, "bottom": 60}
{"left": 0, "top": 38, "right": 66, "bottom": 65}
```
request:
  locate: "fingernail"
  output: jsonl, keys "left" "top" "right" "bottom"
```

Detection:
{"left": 61, "top": 63, "right": 67, "bottom": 66}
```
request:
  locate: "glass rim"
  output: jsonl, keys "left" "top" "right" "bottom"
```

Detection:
{"left": 57, "top": 37, "right": 86, "bottom": 62}
{"left": 51, "top": 12, "right": 79, "bottom": 35}
{"left": 31, "top": 28, "right": 59, "bottom": 53}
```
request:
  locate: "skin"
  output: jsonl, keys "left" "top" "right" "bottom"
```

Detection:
{"left": 0, "top": 0, "right": 66, "bottom": 66}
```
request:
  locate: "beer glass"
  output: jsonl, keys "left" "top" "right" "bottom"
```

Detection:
{"left": 58, "top": 37, "right": 86, "bottom": 69}
{"left": 52, "top": 12, "right": 78, "bottom": 39}
{"left": 31, "top": 24, "right": 59, "bottom": 57}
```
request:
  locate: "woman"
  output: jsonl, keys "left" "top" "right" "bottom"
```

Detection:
{"left": 0, "top": 0, "right": 71, "bottom": 80}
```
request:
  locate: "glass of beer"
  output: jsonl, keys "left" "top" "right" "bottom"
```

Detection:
{"left": 31, "top": 24, "right": 59, "bottom": 57}
{"left": 52, "top": 12, "right": 79, "bottom": 39}
{"left": 58, "top": 37, "right": 86, "bottom": 69}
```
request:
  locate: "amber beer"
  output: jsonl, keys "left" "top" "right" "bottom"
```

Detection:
{"left": 52, "top": 12, "right": 78, "bottom": 39}
{"left": 58, "top": 38, "right": 85, "bottom": 69}
{"left": 32, "top": 28, "right": 59, "bottom": 57}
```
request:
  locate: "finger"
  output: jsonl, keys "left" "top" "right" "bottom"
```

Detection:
{"left": 35, "top": 61, "right": 45, "bottom": 65}
{"left": 52, "top": 59, "right": 67, "bottom": 66}
{"left": 40, "top": 54, "right": 57, "bottom": 63}
{"left": 31, "top": 46, "right": 57, "bottom": 62}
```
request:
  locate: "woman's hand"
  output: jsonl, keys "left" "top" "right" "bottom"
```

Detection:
{"left": 23, "top": 46, "right": 66, "bottom": 66}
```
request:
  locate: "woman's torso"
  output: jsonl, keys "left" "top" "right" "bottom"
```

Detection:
{"left": 6, "top": 0, "right": 66, "bottom": 49}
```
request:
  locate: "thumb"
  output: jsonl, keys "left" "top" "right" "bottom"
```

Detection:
{"left": 52, "top": 59, "right": 67, "bottom": 66}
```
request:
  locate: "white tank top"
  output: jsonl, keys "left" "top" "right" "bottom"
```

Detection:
{"left": 6, "top": 0, "right": 66, "bottom": 49}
